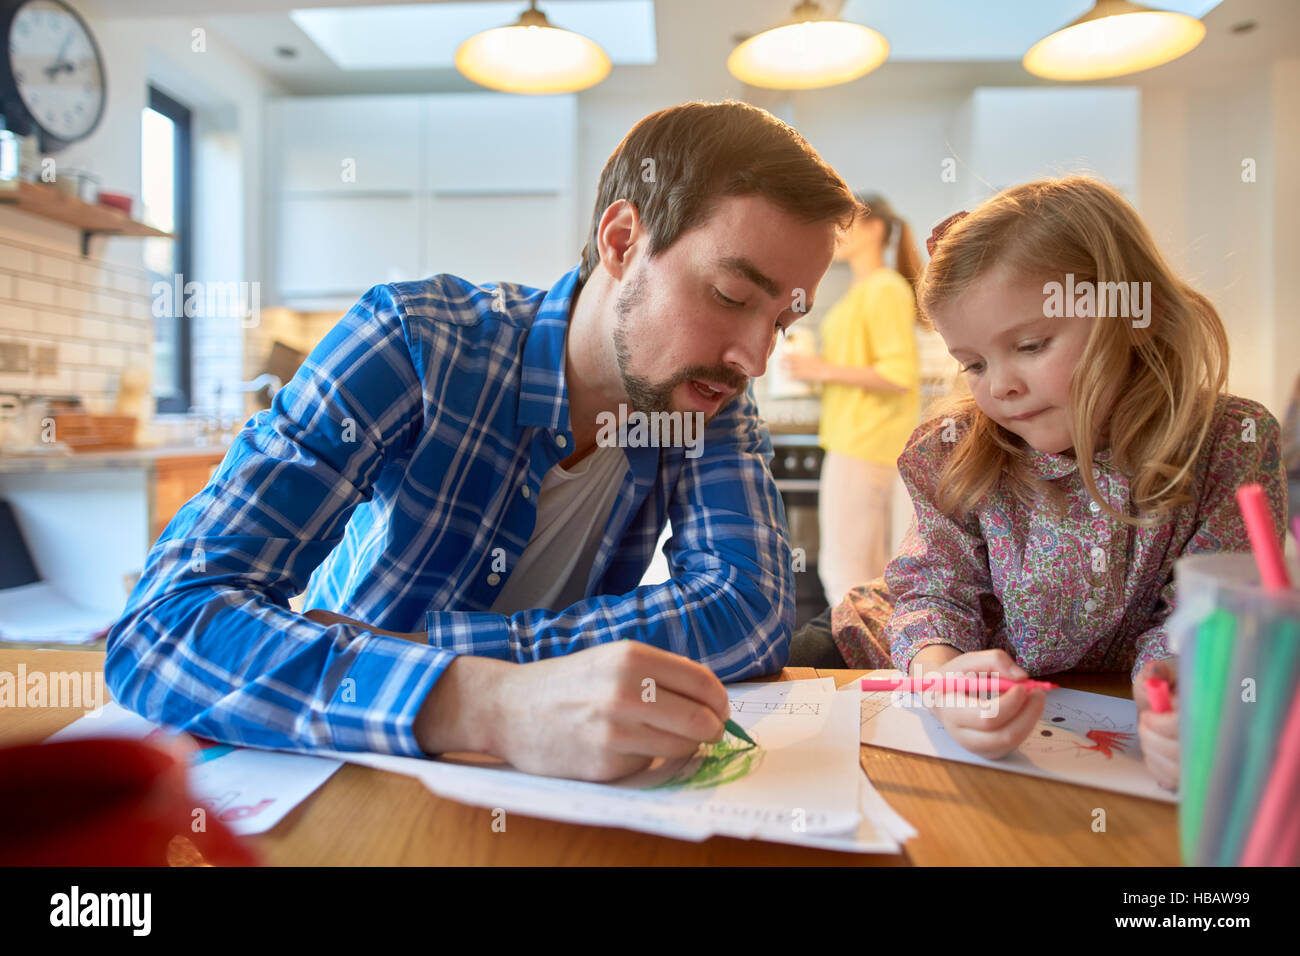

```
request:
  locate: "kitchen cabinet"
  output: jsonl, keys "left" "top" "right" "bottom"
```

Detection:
{"left": 266, "top": 93, "right": 578, "bottom": 309}
{"left": 272, "top": 95, "right": 425, "bottom": 194}
{"left": 276, "top": 195, "right": 422, "bottom": 298}
{"left": 151, "top": 453, "right": 224, "bottom": 543}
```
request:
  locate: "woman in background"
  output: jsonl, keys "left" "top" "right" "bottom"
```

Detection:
{"left": 785, "top": 194, "right": 922, "bottom": 606}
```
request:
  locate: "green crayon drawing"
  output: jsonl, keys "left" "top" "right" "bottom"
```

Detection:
{"left": 645, "top": 725, "right": 765, "bottom": 790}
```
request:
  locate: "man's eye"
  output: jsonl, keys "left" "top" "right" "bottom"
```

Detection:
{"left": 712, "top": 288, "right": 744, "bottom": 308}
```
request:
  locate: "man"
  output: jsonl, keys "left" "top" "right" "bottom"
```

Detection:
{"left": 106, "top": 100, "right": 857, "bottom": 781}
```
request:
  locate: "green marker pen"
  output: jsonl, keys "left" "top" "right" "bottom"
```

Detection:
{"left": 724, "top": 718, "right": 757, "bottom": 748}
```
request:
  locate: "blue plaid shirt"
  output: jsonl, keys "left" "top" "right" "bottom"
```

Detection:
{"left": 105, "top": 265, "right": 795, "bottom": 757}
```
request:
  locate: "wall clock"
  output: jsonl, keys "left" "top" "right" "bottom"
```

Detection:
{"left": 2, "top": 0, "right": 106, "bottom": 151}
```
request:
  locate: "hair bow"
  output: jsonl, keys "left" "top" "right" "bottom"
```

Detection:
{"left": 925, "top": 211, "right": 969, "bottom": 256}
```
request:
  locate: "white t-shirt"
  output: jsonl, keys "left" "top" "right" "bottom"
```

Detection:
{"left": 489, "top": 444, "right": 629, "bottom": 614}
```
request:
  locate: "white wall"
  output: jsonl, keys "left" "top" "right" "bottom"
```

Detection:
{"left": 1139, "top": 59, "right": 1299, "bottom": 418}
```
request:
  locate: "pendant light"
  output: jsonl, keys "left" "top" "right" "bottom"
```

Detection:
{"left": 456, "top": 1, "right": 612, "bottom": 94}
{"left": 727, "top": 0, "right": 889, "bottom": 91}
{"left": 1023, "top": 0, "right": 1206, "bottom": 81}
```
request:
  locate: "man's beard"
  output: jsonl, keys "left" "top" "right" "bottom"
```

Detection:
{"left": 611, "top": 269, "right": 748, "bottom": 418}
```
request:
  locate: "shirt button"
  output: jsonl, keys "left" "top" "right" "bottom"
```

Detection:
{"left": 1084, "top": 598, "right": 1097, "bottom": 612}
{"left": 556, "top": 435, "right": 568, "bottom": 449}
{"left": 487, "top": 572, "right": 501, "bottom": 586}
{"left": 1089, "top": 501, "right": 1100, "bottom": 513}
{"left": 521, "top": 486, "right": 531, "bottom": 499}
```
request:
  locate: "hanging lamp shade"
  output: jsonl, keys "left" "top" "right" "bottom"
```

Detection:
{"left": 727, "top": 0, "right": 889, "bottom": 91}
{"left": 1023, "top": 0, "right": 1206, "bottom": 81}
{"left": 455, "top": 1, "right": 612, "bottom": 94}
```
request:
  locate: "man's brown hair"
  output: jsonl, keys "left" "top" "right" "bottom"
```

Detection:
{"left": 578, "top": 100, "right": 859, "bottom": 285}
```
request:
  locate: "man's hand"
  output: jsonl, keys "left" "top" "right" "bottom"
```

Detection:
{"left": 1134, "top": 658, "right": 1179, "bottom": 790}
{"left": 494, "top": 641, "right": 730, "bottom": 781}
{"left": 417, "top": 640, "right": 731, "bottom": 782}
{"left": 305, "top": 609, "right": 733, "bottom": 781}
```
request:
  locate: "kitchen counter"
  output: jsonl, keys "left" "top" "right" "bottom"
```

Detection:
{"left": 765, "top": 421, "right": 819, "bottom": 435}
{"left": 0, "top": 443, "right": 230, "bottom": 474}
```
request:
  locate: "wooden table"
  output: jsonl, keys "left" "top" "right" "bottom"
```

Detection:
{"left": 0, "top": 650, "right": 1178, "bottom": 865}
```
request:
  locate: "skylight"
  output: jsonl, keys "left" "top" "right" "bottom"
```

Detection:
{"left": 290, "top": 1, "right": 658, "bottom": 71}
{"left": 838, "top": 0, "right": 1223, "bottom": 61}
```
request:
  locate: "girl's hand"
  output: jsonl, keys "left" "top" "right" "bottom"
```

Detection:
{"left": 915, "top": 648, "right": 1047, "bottom": 759}
{"left": 782, "top": 353, "right": 826, "bottom": 382}
{"left": 1134, "top": 658, "right": 1179, "bottom": 790}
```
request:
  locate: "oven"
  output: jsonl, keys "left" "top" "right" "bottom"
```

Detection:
{"left": 768, "top": 430, "right": 827, "bottom": 628}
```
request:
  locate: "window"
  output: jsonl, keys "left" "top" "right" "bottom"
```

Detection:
{"left": 141, "top": 86, "right": 193, "bottom": 413}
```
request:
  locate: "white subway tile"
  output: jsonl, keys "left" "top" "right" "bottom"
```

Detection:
{"left": 80, "top": 316, "right": 110, "bottom": 340}
{"left": 57, "top": 286, "right": 91, "bottom": 312}
{"left": 14, "top": 277, "right": 58, "bottom": 307}
{"left": 0, "top": 304, "right": 34, "bottom": 333}
{"left": 36, "top": 254, "right": 76, "bottom": 282}
{"left": 43, "top": 313, "right": 76, "bottom": 339}
{"left": 111, "top": 269, "right": 147, "bottom": 297}
{"left": 63, "top": 342, "right": 94, "bottom": 366}
{"left": 0, "top": 243, "right": 34, "bottom": 273}
{"left": 76, "top": 261, "right": 109, "bottom": 286}
{"left": 0, "top": 370, "right": 38, "bottom": 392}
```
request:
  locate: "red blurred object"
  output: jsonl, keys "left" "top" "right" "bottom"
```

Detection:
{"left": 96, "top": 191, "right": 133, "bottom": 215}
{"left": 0, "top": 737, "right": 259, "bottom": 866}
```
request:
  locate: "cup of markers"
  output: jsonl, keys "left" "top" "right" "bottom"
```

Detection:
{"left": 1167, "top": 542, "right": 1300, "bottom": 865}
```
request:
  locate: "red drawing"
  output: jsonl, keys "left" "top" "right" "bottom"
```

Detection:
{"left": 1077, "top": 728, "right": 1135, "bottom": 758}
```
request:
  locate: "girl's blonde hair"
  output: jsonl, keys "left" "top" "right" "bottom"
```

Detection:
{"left": 916, "top": 176, "right": 1229, "bottom": 526}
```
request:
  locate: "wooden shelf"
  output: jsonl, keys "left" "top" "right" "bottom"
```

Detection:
{"left": 0, "top": 180, "right": 174, "bottom": 256}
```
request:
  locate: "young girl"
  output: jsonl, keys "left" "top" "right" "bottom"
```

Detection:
{"left": 829, "top": 177, "right": 1288, "bottom": 789}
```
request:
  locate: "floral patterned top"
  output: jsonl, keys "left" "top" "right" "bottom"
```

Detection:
{"left": 831, "top": 394, "right": 1288, "bottom": 679}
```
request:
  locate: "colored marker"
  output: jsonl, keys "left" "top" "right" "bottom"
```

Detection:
{"left": 1236, "top": 483, "right": 1291, "bottom": 590}
{"left": 859, "top": 676, "right": 1058, "bottom": 694}
{"left": 1145, "top": 677, "right": 1172, "bottom": 713}
{"left": 723, "top": 718, "right": 757, "bottom": 748}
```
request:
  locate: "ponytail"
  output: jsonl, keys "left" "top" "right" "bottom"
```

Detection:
{"left": 894, "top": 220, "right": 923, "bottom": 293}
{"left": 854, "top": 192, "right": 921, "bottom": 292}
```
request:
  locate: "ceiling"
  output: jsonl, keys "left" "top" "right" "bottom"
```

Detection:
{"left": 76, "top": 0, "right": 1297, "bottom": 96}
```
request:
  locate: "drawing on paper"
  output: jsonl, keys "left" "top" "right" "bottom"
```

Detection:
{"left": 861, "top": 692, "right": 1136, "bottom": 760}
{"left": 1019, "top": 701, "right": 1136, "bottom": 759}
{"left": 860, "top": 692, "right": 894, "bottom": 724}
{"left": 644, "top": 727, "right": 765, "bottom": 790}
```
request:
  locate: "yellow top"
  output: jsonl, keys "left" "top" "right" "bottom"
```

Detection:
{"left": 817, "top": 268, "right": 921, "bottom": 465}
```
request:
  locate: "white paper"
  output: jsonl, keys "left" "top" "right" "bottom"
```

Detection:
{"left": 0, "top": 582, "right": 118, "bottom": 643}
{"left": 853, "top": 670, "right": 1177, "bottom": 803}
{"left": 320, "top": 677, "right": 905, "bottom": 853}
{"left": 47, "top": 702, "right": 343, "bottom": 834}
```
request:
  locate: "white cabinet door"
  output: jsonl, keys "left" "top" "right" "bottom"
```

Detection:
{"left": 269, "top": 93, "right": 577, "bottom": 305}
{"left": 271, "top": 95, "right": 424, "bottom": 194}
{"left": 425, "top": 193, "right": 577, "bottom": 290}
{"left": 424, "top": 93, "right": 576, "bottom": 194}
{"left": 277, "top": 196, "right": 422, "bottom": 298}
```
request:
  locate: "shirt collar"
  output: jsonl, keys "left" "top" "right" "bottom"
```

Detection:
{"left": 1022, "top": 444, "right": 1113, "bottom": 480}
{"left": 517, "top": 265, "right": 581, "bottom": 431}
